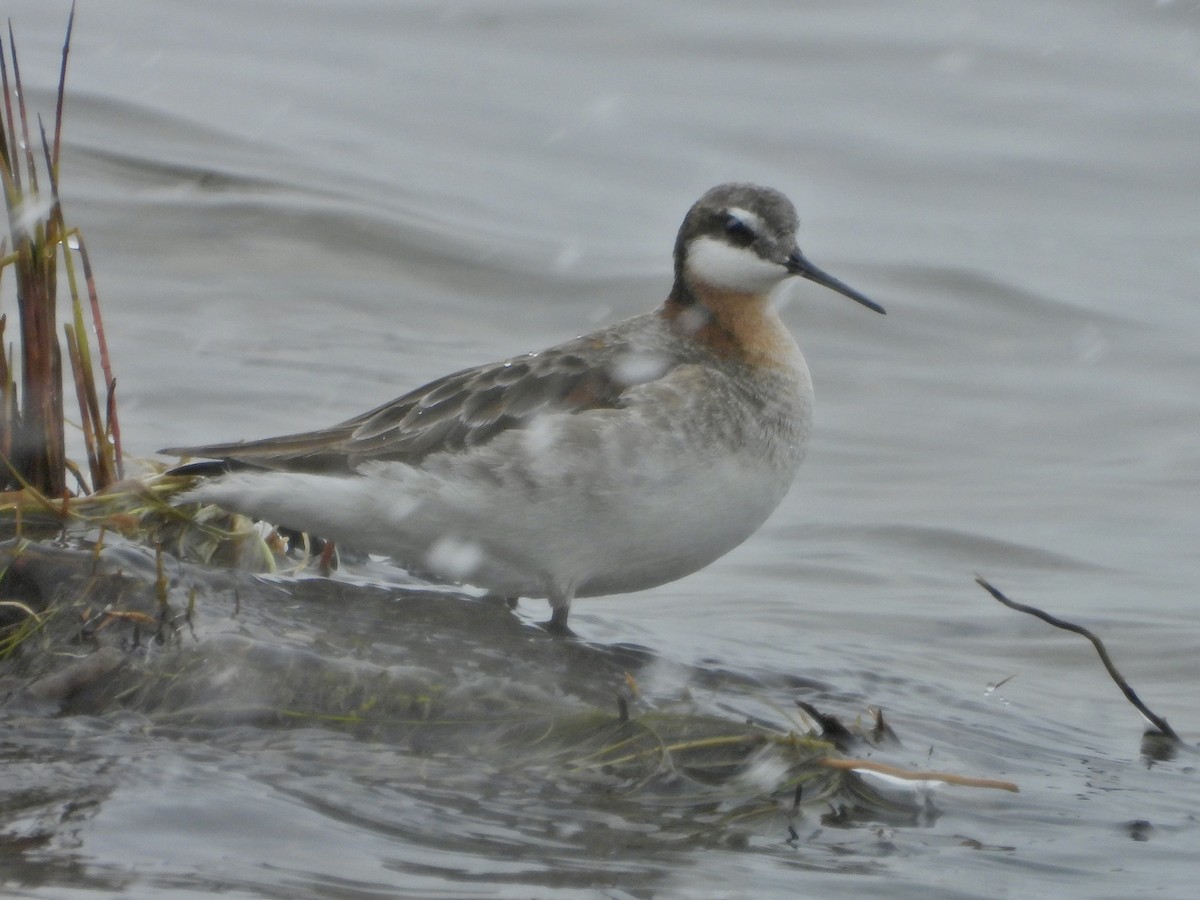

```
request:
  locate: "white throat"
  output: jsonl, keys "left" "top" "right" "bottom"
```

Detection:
{"left": 685, "top": 237, "right": 789, "bottom": 294}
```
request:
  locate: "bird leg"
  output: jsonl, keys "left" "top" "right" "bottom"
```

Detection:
{"left": 545, "top": 601, "right": 574, "bottom": 637}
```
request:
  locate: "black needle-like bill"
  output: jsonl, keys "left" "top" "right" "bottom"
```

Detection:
{"left": 786, "top": 250, "right": 886, "bottom": 315}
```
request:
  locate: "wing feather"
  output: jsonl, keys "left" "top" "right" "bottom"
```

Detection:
{"left": 161, "top": 328, "right": 671, "bottom": 474}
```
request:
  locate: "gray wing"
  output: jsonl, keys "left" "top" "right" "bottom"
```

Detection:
{"left": 162, "top": 332, "right": 670, "bottom": 474}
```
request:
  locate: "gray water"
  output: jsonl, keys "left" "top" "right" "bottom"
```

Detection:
{"left": 3, "top": 1, "right": 1198, "bottom": 897}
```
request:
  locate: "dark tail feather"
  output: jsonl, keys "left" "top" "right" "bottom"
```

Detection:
{"left": 164, "top": 458, "right": 267, "bottom": 478}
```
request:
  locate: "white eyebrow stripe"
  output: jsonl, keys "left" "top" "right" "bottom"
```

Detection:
{"left": 726, "top": 207, "right": 766, "bottom": 233}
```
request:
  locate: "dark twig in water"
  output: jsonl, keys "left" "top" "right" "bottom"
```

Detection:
{"left": 975, "top": 576, "right": 1182, "bottom": 744}
{"left": 869, "top": 706, "right": 900, "bottom": 746}
{"left": 795, "top": 699, "right": 855, "bottom": 749}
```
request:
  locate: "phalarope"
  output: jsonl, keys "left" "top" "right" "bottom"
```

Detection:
{"left": 163, "top": 183, "right": 884, "bottom": 633}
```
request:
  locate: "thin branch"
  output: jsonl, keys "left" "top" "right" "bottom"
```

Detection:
{"left": 1, "top": 24, "right": 21, "bottom": 195}
{"left": 63, "top": 322, "right": 98, "bottom": 487}
{"left": 77, "top": 233, "right": 122, "bottom": 478}
{"left": 52, "top": 3, "right": 76, "bottom": 174}
{"left": 0, "top": 598, "right": 43, "bottom": 623}
{"left": 976, "top": 576, "right": 1181, "bottom": 744}
{"left": 818, "top": 757, "right": 1019, "bottom": 793}
{"left": 7, "top": 23, "right": 38, "bottom": 197}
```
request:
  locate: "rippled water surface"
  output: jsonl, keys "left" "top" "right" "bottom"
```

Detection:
{"left": 3, "top": 1, "right": 1199, "bottom": 897}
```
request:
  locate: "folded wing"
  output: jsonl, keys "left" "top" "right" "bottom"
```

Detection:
{"left": 161, "top": 338, "right": 660, "bottom": 474}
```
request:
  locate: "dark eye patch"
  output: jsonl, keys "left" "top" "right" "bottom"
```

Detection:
{"left": 723, "top": 213, "right": 756, "bottom": 246}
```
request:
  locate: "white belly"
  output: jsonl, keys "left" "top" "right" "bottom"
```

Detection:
{"left": 447, "top": 452, "right": 799, "bottom": 600}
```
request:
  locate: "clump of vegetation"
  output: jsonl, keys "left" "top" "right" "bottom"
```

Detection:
{"left": 0, "top": 9, "right": 282, "bottom": 671}
{"left": 0, "top": 8, "right": 275, "bottom": 558}
{"left": 1, "top": 6, "right": 121, "bottom": 502}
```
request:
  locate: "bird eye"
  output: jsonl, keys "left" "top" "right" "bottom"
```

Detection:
{"left": 723, "top": 213, "right": 756, "bottom": 245}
